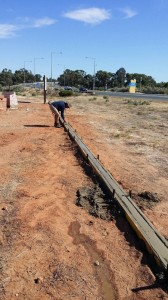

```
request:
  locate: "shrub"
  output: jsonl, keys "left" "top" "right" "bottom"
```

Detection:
{"left": 10, "top": 86, "right": 24, "bottom": 93}
{"left": 103, "top": 95, "right": 109, "bottom": 101}
{"left": 59, "top": 90, "right": 73, "bottom": 97}
{"left": 89, "top": 97, "right": 97, "bottom": 101}
{"left": 125, "top": 99, "right": 151, "bottom": 106}
{"left": 142, "top": 87, "right": 168, "bottom": 94}
{"left": 47, "top": 89, "right": 60, "bottom": 97}
{"left": 110, "top": 87, "right": 129, "bottom": 92}
{"left": 119, "top": 87, "right": 129, "bottom": 92}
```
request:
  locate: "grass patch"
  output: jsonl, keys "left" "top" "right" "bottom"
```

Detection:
{"left": 124, "top": 99, "right": 151, "bottom": 106}
{"left": 103, "top": 95, "right": 109, "bottom": 102}
{"left": 89, "top": 97, "right": 97, "bottom": 101}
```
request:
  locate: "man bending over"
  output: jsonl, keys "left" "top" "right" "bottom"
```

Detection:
{"left": 48, "top": 100, "right": 70, "bottom": 128}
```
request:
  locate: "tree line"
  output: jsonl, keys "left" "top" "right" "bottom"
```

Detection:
{"left": 0, "top": 67, "right": 168, "bottom": 91}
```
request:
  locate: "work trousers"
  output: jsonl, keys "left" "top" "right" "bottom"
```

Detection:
{"left": 49, "top": 104, "right": 60, "bottom": 124}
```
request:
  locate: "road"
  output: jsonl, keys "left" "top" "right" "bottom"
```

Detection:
{"left": 95, "top": 91, "right": 168, "bottom": 101}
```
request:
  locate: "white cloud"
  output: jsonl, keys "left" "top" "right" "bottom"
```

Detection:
{"left": 0, "top": 17, "right": 56, "bottom": 38}
{"left": 0, "top": 24, "right": 17, "bottom": 38}
{"left": 63, "top": 7, "right": 111, "bottom": 25}
{"left": 120, "top": 8, "right": 138, "bottom": 19}
{"left": 33, "top": 17, "right": 56, "bottom": 28}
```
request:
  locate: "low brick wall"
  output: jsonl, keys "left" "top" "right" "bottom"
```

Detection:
{"left": 0, "top": 95, "right": 7, "bottom": 111}
{"left": 3, "top": 92, "right": 18, "bottom": 109}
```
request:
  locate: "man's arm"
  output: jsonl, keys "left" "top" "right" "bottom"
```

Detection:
{"left": 60, "top": 109, "right": 65, "bottom": 120}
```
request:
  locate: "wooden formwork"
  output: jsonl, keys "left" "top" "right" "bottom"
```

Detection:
{"left": 62, "top": 119, "right": 168, "bottom": 275}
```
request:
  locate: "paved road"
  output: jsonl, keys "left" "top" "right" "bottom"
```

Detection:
{"left": 95, "top": 91, "right": 168, "bottom": 101}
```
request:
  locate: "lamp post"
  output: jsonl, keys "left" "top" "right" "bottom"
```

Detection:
{"left": 51, "top": 51, "right": 62, "bottom": 88}
{"left": 24, "top": 60, "right": 32, "bottom": 85}
{"left": 140, "top": 77, "right": 142, "bottom": 92}
{"left": 85, "top": 56, "right": 96, "bottom": 93}
{"left": 57, "top": 64, "right": 66, "bottom": 87}
{"left": 34, "top": 57, "right": 44, "bottom": 87}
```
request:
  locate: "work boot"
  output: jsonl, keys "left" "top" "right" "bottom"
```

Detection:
{"left": 54, "top": 123, "right": 61, "bottom": 128}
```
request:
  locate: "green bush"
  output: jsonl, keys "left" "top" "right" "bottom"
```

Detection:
{"left": 89, "top": 96, "right": 97, "bottom": 101}
{"left": 142, "top": 87, "right": 168, "bottom": 94}
{"left": 10, "top": 86, "right": 24, "bottom": 93}
{"left": 46, "top": 89, "right": 60, "bottom": 97}
{"left": 125, "top": 99, "right": 151, "bottom": 106}
{"left": 110, "top": 87, "right": 129, "bottom": 92}
{"left": 103, "top": 95, "right": 109, "bottom": 100}
{"left": 59, "top": 90, "right": 73, "bottom": 97}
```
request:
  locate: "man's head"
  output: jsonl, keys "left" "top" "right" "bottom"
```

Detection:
{"left": 65, "top": 102, "right": 71, "bottom": 108}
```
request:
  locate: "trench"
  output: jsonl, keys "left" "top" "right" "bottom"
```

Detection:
{"left": 68, "top": 221, "right": 118, "bottom": 300}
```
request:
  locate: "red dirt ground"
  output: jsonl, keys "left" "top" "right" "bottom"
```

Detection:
{"left": 0, "top": 94, "right": 168, "bottom": 300}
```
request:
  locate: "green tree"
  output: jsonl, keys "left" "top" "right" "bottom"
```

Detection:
{"left": 126, "top": 73, "right": 156, "bottom": 88}
{"left": 13, "top": 68, "right": 34, "bottom": 84}
{"left": 13, "top": 69, "right": 24, "bottom": 84}
{"left": 157, "top": 81, "right": 168, "bottom": 88}
{"left": 58, "top": 69, "right": 87, "bottom": 87}
{"left": 0, "top": 69, "right": 13, "bottom": 90}
{"left": 96, "top": 70, "right": 113, "bottom": 89}
{"left": 116, "top": 67, "right": 126, "bottom": 87}
{"left": 24, "top": 69, "right": 34, "bottom": 83}
{"left": 35, "top": 74, "right": 42, "bottom": 82}
{"left": 83, "top": 74, "right": 93, "bottom": 89}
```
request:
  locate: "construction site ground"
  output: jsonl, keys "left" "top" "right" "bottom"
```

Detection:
{"left": 0, "top": 93, "right": 168, "bottom": 300}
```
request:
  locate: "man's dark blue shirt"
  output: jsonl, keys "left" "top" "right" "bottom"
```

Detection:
{"left": 51, "top": 101, "right": 66, "bottom": 120}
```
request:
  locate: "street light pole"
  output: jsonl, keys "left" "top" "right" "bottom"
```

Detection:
{"left": 85, "top": 56, "right": 96, "bottom": 94}
{"left": 24, "top": 60, "right": 32, "bottom": 85}
{"left": 51, "top": 51, "right": 62, "bottom": 88}
{"left": 140, "top": 77, "right": 142, "bottom": 92}
{"left": 57, "top": 64, "right": 66, "bottom": 87}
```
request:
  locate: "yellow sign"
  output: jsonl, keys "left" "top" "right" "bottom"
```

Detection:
{"left": 129, "top": 79, "right": 136, "bottom": 93}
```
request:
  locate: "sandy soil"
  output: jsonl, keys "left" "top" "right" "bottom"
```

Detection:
{"left": 0, "top": 93, "right": 168, "bottom": 300}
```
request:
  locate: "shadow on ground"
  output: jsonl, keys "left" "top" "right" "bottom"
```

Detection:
{"left": 24, "top": 125, "right": 50, "bottom": 128}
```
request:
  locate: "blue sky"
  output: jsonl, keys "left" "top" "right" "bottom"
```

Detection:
{"left": 0, "top": 0, "right": 168, "bottom": 83}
